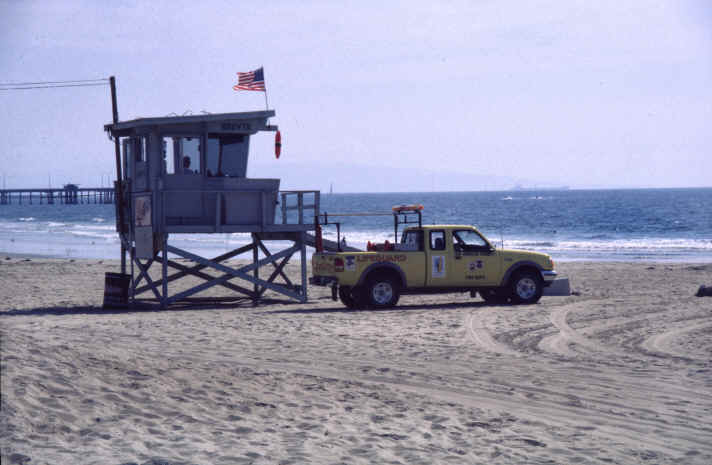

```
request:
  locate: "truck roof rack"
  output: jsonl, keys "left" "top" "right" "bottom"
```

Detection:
{"left": 315, "top": 205, "right": 423, "bottom": 252}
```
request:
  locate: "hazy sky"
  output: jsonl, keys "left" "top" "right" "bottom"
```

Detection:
{"left": 1, "top": 0, "right": 710, "bottom": 191}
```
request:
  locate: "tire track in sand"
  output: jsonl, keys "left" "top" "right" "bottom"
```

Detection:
{"left": 538, "top": 302, "right": 625, "bottom": 357}
{"left": 172, "top": 350, "right": 712, "bottom": 459}
{"left": 464, "top": 309, "right": 520, "bottom": 356}
{"left": 641, "top": 318, "right": 712, "bottom": 361}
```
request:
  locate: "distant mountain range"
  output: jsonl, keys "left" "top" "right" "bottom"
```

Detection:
{"left": 250, "top": 160, "right": 560, "bottom": 193}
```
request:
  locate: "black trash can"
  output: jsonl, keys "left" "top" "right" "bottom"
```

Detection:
{"left": 103, "top": 272, "right": 130, "bottom": 308}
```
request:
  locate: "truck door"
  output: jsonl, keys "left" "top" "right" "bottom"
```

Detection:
{"left": 450, "top": 228, "right": 501, "bottom": 286}
{"left": 426, "top": 229, "right": 454, "bottom": 286}
{"left": 399, "top": 229, "right": 426, "bottom": 287}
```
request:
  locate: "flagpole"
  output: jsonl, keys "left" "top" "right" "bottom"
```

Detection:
{"left": 264, "top": 65, "right": 269, "bottom": 110}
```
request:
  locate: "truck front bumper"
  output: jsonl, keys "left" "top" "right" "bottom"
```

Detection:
{"left": 542, "top": 270, "right": 558, "bottom": 284}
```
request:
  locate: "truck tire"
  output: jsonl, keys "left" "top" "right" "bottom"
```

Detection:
{"left": 365, "top": 274, "right": 400, "bottom": 308}
{"left": 338, "top": 286, "right": 361, "bottom": 309}
{"left": 479, "top": 289, "right": 510, "bottom": 305}
{"left": 510, "top": 270, "right": 543, "bottom": 304}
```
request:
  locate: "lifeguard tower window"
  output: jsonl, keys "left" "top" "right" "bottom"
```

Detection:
{"left": 162, "top": 137, "right": 175, "bottom": 174}
{"left": 162, "top": 136, "right": 201, "bottom": 174}
{"left": 206, "top": 134, "right": 248, "bottom": 177}
{"left": 124, "top": 136, "right": 149, "bottom": 190}
{"left": 124, "top": 137, "right": 146, "bottom": 163}
{"left": 179, "top": 137, "right": 201, "bottom": 174}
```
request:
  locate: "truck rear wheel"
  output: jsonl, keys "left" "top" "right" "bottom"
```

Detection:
{"left": 510, "top": 271, "right": 543, "bottom": 305}
{"left": 366, "top": 274, "right": 400, "bottom": 308}
{"left": 338, "top": 286, "right": 361, "bottom": 309}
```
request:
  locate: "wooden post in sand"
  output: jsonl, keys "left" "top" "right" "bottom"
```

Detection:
{"left": 109, "top": 76, "right": 127, "bottom": 274}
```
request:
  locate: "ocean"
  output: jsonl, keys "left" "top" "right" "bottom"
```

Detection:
{"left": 1, "top": 188, "right": 711, "bottom": 262}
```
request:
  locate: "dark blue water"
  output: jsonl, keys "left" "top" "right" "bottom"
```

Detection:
{"left": 1, "top": 188, "right": 711, "bottom": 261}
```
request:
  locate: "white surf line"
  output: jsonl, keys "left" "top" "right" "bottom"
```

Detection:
{"left": 641, "top": 318, "right": 712, "bottom": 360}
{"left": 171, "top": 351, "right": 712, "bottom": 457}
{"left": 465, "top": 309, "right": 521, "bottom": 356}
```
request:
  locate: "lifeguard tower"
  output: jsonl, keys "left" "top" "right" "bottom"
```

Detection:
{"left": 104, "top": 109, "right": 319, "bottom": 307}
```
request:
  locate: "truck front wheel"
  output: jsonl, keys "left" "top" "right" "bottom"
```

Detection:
{"left": 510, "top": 271, "right": 543, "bottom": 305}
{"left": 479, "top": 289, "right": 510, "bottom": 304}
{"left": 366, "top": 274, "right": 400, "bottom": 308}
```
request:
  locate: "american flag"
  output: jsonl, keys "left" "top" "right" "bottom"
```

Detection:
{"left": 233, "top": 67, "right": 266, "bottom": 91}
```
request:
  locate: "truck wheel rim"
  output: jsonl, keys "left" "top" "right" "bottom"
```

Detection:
{"left": 372, "top": 282, "right": 393, "bottom": 305}
{"left": 516, "top": 277, "right": 537, "bottom": 299}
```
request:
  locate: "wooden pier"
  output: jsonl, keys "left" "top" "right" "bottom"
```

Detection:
{"left": 0, "top": 184, "right": 115, "bottom": 205}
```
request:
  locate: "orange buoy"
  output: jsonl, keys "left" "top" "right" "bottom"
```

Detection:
{"left": 275, "top": 130, "right": 282, "bottom": 159}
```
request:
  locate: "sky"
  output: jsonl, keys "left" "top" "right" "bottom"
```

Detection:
{"left": 1, "top": 0, "right": 711, "bottom": 192}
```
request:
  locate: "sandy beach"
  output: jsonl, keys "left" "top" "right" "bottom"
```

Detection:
{"left": 1, "top": 258, "right": 711, "bottom": 464}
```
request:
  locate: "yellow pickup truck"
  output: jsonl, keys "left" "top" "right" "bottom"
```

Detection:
{"left": 310, "top": 207, "right": 557, "bottom": 308}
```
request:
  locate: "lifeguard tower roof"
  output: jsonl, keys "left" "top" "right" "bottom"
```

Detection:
{"left": 104, "top": 110, "right": 276, "bottom": 137}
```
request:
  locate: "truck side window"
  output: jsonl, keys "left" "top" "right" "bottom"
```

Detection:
{"left": 430, "top": 231, "right": 446, "bottom": 250}
{"left": 401, "top": 230, "right": 423, "bottom": 251}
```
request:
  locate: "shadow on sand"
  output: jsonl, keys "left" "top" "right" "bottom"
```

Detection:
{"left": 2, "top": 296, "right": 506, "bottom": 318}
{"left": 267, "top": 300, "right": 491, "bottom": 315}
{"left": 0, "top": 296, "right": 295, "bottom": 317}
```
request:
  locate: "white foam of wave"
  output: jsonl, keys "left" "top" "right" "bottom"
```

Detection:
{"left": 500, "top": 196, "right": 550, "bottom": 201}
{"left": 179, "top": 233, "right": 251, "bottom": 244}
{"left": 70, "top": 230, "right": 118, "bottom": 242}
{"left": 73, "top": 224, "right": 115, "bottom": 231}
{"left": 47, "top": 222, "right": 66, "bottom": 228}
{"left": 19, "top": 217, "right": 35, "bottom": 222}
{"left": 505, "top": 238, "right": 712, "bottom": 252}
{"left": 92, "top": 217, "right": 106, "bottom": 223}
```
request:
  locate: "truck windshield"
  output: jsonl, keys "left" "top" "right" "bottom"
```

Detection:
{"left": 453, "top": 230, "right": 489, "bottom": 249}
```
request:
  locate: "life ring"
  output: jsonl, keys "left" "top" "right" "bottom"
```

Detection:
{"left": 275, "top": 130, "right": 282, "bottom": 159}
